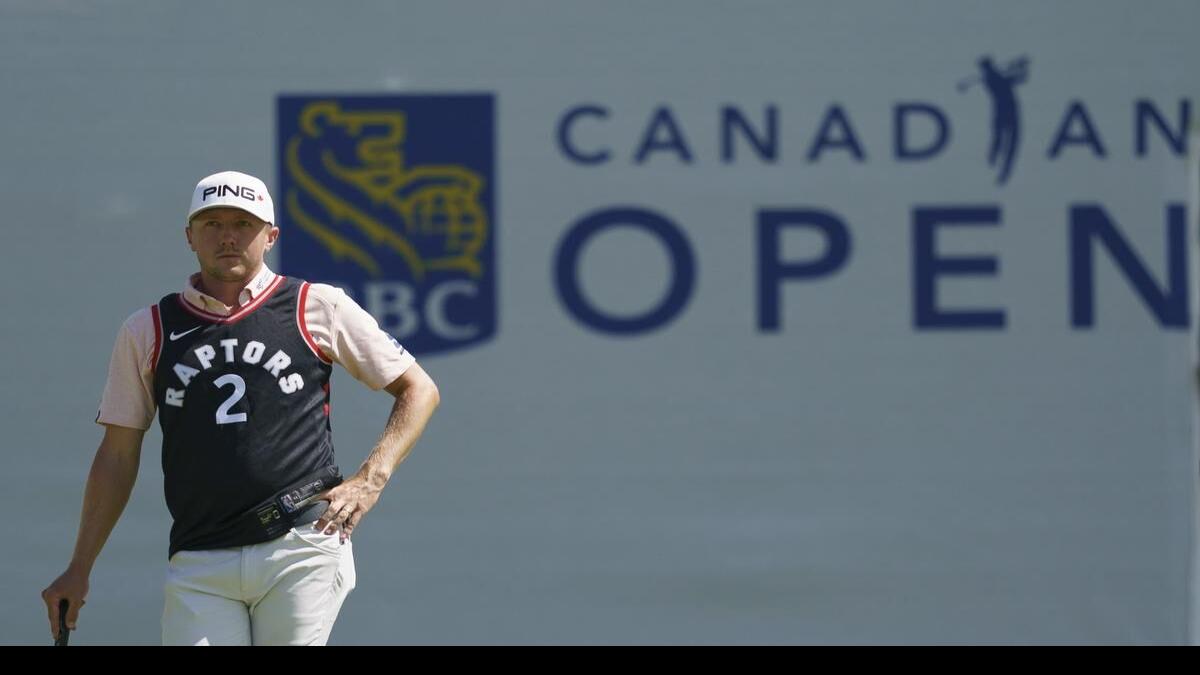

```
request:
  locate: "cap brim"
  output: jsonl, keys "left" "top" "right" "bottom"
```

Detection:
{"left": 187, "top": 204, "right": 273, "bottom": 224}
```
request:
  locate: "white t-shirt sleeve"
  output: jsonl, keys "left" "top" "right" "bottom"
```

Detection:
{"left": 96, "top": 307, "right": 158, "bottom": 430}
{"left": 304, "top": 283, "right": 416, "bottom": 390}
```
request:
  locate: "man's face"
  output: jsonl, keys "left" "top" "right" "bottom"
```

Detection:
{"left": 186, "top": 207, "right": 279, "bottom": 282}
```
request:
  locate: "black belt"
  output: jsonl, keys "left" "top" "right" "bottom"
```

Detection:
{"left": 248, "top": 466, "right": 343, "bottom": 540}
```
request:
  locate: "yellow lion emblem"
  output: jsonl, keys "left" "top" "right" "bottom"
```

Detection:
{"left": 284, "top": 101, "right": 487, "bottom": 280}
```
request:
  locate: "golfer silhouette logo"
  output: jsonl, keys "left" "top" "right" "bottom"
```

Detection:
{"left": 959, "top": 55, "right": 1030, "bottom": 185}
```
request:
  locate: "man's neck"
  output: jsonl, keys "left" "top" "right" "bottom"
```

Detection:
{"left": 197, "top": 267, "right": 260, "bottom": 309}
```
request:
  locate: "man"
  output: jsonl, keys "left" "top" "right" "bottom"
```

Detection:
{"left": 41, "top": 170, "right": 440, "bottom": 645}
{"left": 959, "top": 55, "right": 1030, "bottom": 185}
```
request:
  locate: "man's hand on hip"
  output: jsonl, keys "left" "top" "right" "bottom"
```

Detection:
{"left": 313, "top": 476, "right": 383, "bottom": 543}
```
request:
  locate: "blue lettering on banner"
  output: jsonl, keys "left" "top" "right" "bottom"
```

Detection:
{"left": 721, "top": 106, "right": 779, "bottom": 163}
{"left": 913, "top": 207, "right": 1006, "bottom": 330}
{"left": 894, "top": 103, "right": 951, "bottom": 161}
{"left": 635, "top": 107, "right": 694, "bottom": 164}
{"left": 1069, "top": 204, "right": 1188, "bottom": 328}
{"left": 756, "top": 209, "right": 852, "bottom": 332}
{"left": 807, "top": 104, "right": 866, "bottom": 162}
{"left": 1134, "top": 99, "right": 1190, "bottom": 157}
{"left": 1048, "top": 101, "right": 1107, "bottom": 158}
{"left": 555, "top": 207, "right": 695, "bottom": 335}
{"left": 558, "top": 104, "right": 611, "bottom": 165}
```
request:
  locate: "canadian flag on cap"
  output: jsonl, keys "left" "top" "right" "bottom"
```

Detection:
{"left": 188, "top": 170, "right": 275, "bottom": 224}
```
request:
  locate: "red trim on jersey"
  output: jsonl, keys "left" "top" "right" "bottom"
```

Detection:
{"left": 150, "top": 304, "right": 162, "bottom": 373}
{"left": 297, "top": 281, "right": 333, "bottom": 364}
{"left": 176, "top": 274, "right": 285, "bottom": 325}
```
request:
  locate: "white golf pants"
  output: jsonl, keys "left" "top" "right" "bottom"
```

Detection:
{"left": 161, "top": 523, "right": 356, "bottom": 645}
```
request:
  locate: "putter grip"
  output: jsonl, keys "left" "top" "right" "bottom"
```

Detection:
{"left": 55, "top": 599, "right": 69, "bottom": 646}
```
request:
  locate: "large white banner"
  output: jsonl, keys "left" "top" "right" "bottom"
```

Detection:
{"left": 5, "top": 1, "right": 1196, "bottom": 643}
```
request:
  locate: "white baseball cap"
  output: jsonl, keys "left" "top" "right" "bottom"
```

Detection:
{"left": 188, "top": 170, "right": 275, "bottom": 224}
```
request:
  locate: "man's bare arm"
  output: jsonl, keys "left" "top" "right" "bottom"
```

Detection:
{"left": 41, "top": 424, "right": 145, "bottom": 639}
{"left": 314, "top": 362, "right": 440, "bottom": 538}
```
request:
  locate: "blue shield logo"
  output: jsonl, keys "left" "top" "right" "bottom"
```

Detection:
{"left": 277, "top": 95, "right": 495, "bottom": 355}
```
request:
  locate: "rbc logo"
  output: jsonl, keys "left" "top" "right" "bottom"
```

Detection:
{"left": 276, "top": 95, "right": 495, "bottom": 355}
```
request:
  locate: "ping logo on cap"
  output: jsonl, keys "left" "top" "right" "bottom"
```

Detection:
{"left": 202, "top": 185, "right": 258, "bottom": 202}
{"left": 189, "top": 170, "right": 275, "bottom": 223}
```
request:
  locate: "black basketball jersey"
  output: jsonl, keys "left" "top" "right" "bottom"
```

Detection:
{"left": 152, "top": 276, "right": 338, "bottom": 558}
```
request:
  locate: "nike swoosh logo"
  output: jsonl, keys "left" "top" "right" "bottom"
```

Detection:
{"left": 169, "top": 326, "right": 201, "bottom": 341}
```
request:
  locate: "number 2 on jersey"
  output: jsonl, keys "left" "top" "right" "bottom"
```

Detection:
{"left": 213, "top": 374, "right": 248, "bottom": 424}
